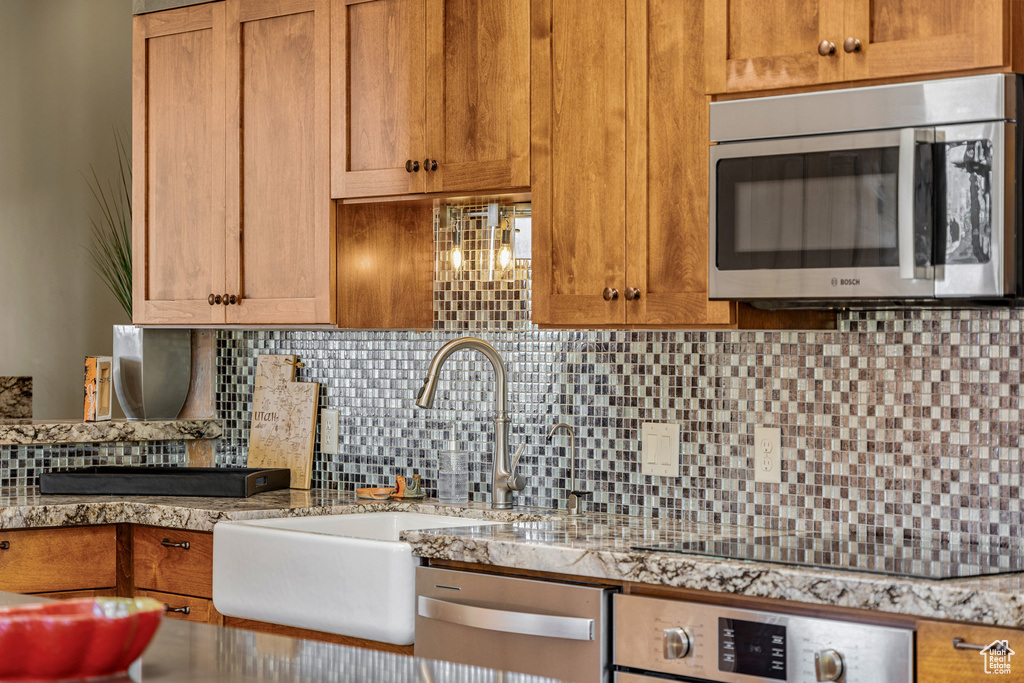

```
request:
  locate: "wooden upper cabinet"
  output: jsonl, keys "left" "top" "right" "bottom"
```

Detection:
{"left": 425, "top": 0, "right": 530, "bottom": 193}
{"left": 332, "top": 0, "right": 530, "bottom": 199}
{"left": 707, "top": 0, "right": 1010, "bottom": 94}
{"left": 225, "top": 0, "right": 335, "bottom": 324}
{"left": 133, "top": 4, "right": 227, "bottom": 325}
{"left": 531, "top": 0, "right": 626, "bottom": 326}
{"left": 532, "top": 0, "right": 731, "bottom": 328}
{"left": 133, "top": 0, "right": 334, "bottom": 325}
{"left": 842, "top": 0, "right": 1007, "bottom": 81}
{"left": 706, "top": 0, "right": 843, "bottom": 93}
{"left": 332, "top": 0, "right": 427, "bottom": 198}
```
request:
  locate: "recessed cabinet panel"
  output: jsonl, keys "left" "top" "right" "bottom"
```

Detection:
{"left": 428, "top": 0, "right": 530, "bottom": 193}
{"left": 226, "top": 0, "right": 334, "bottom": 324}
{"left": 332, "top": 0, "right": 426, "bottom": 198}
{"left": 133, "top": 5, "right": 226, "bottom": 324}
{"left": 531, "top": 0, "right": 627, "bottom": 326}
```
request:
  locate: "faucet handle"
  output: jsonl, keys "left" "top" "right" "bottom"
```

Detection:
{"left": 507, "top": 443, "right": 528, "bottom": 492}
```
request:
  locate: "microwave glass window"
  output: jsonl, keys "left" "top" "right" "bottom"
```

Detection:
{"left": 717, "top": 148, "right": 900, "bottom": 270}
{"left": 942, "top": 140, "right": 992, "bottom": 265}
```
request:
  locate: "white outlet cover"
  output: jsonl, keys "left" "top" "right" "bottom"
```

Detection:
{"left": 753, "top": 426, "right": 781, "bottom": 484}
{"left": 321, "top": 408, "right": 339, "bottom": 455}
{"left": 641, "top": 422, "right": 680, "bottom": 477}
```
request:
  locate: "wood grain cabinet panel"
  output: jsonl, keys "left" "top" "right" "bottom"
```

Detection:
{"left": 133, "top": 0, "right": 334, "bottom": 325}
{"left": 332, "top": 0, "right": 530, "bottom": 199}
{"left": 136, "top": 589, "right": 224, "bottom": 625}
{"left": 132, "top": 526, "right": 214, "bottom": 598}
{"left": 226, "top": 0, "right": 335, "bottom": 324}
{"left": 532, "top": 0, "right": 732, "bottom": 328}
{"left": 0, "top": 526, "right": 116, "bottom": 594}
{"left": 918, "top": 619, "right": 1024, "bottom": 681}
{"left": 706, "top": 0, "right": 1009, "bottom": 94}
{"left": 133, "top": 4, "right": 227, "bottom": 325}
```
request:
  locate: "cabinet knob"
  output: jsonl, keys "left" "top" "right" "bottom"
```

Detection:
{"left": 0, "top": 541, "right": 9, "bottom": 550}
{"left": 843, "top": 37, "right": 862, "bottom": 53}
{"left": 222, "top": 293, "right": 231, "bottom": 306}
{"left": 602, "top": 287, "right": 619, "bottom": 301}
{"left": 406, "top": 159, "right": 420, "bottom": 173}
{"left": 424, "top": 158, "right": 438, "bottom": 172}
{"left": 817, "top": 40, "right": 836, "bottom": 56}
{"left": 208, "top": 294, "right": 216, "bottom": 306}
{"left": 625, "top": 287, "right": 641, "bottom": 301}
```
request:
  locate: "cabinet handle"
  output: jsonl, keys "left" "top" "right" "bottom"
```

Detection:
{"left": 424, "top": 158, "right": 438, "bottom": 172}
{"left": 406, "top": 159, "right": 420, "bottom": 173}
{"left": 602, "top": 287, "right": 619, "bottom": 301}
{"left": 817, "top": 40, "right": 836, "bottom": 56}
{"left": 952, "top": 638, "right": 987, "bottom": 651}
{"left": 0, "top": 541, "right": 9, "bottom": 550}
{"left": 165, "top": 604, "right": 191, "bottom": 615}
{"left": 625, "top": 287, "right": 641, "bottom": 301}
{"left": 161, "top": 538, "right": 190, "bottom": 550}
{"left": 843, "top": 37, "right": 862, "bottom": 53}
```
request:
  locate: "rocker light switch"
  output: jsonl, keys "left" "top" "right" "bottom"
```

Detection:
{"left": 641, "top": 423, "right": 681, "bottom": 477}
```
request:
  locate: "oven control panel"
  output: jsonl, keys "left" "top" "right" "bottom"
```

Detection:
{"left": 614, "top": 594, "right": 913, "bottom": 683}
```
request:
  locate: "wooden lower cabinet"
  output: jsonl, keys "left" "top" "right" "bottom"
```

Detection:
{"left": 136, "top": 589, "right": 223, "bottom": 625}
{"left": 0, "top": 526, "right": 116, "bottom": 594}
{"left": 918, "top": 619, "right": 1024, "bottom": 681}
{"left": 132, "top": 526, "right": 214, "bottom": 598}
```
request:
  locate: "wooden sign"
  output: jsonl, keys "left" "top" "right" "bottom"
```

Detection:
{"left": 247, "top": 354, "right": 318, "bottom": 489}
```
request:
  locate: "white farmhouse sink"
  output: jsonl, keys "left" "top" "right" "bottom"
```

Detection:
{"left": 212, "top": 512, "right": 500, "bottom": 645}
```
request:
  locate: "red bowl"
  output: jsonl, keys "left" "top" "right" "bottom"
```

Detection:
{"left": 0, "top": 597, "right": 164, "bottom": 681}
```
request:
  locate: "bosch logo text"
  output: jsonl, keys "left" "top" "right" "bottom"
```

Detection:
{"left": 831, "top": 278, "right": 860, "bottom": 287}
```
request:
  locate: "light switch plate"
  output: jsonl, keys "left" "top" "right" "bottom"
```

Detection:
{"left": 641, "top": 422, "right": 681, "bottom": 477}
{"left": 321, "top": 408, "right": 339, "bottom": 455}
{"left": 753, "top": 426, "right": 781, "bottom": 484}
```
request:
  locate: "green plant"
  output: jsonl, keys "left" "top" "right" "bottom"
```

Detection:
{"left": 85, "top": 129, "right": 132, "bottom": 319}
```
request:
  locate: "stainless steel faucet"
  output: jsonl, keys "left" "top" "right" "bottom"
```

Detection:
{"left": 414, "top": 337, "right": 526, "bottom": 509}
{"left": 546, "top": 422, "right": 590, "bottom": 516}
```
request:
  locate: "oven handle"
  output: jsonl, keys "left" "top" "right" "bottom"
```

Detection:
{"left": 898, "top": 127, "right": 934, "bottom": 280}
{"left": 417, "top": 596, "right": 595, "bottom": 641}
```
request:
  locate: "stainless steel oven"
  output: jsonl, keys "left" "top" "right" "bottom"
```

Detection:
{"left": 709, "top": 74, "right": 1022, "bottom": 307}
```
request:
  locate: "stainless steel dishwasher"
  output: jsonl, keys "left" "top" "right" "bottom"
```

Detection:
{"left": 415, "top": 566, "right": 613, "bottom": 683}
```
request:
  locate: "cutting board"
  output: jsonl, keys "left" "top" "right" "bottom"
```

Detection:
{"left": 247, "top": 354, "right": 319, "bottom": 489}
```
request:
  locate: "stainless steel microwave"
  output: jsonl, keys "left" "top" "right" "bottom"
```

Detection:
{"left": 709, "top": 74, "right": 1023, "bottom": 307}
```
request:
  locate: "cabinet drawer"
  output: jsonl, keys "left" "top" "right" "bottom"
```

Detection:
{"left": 136, "top": 589, "right": 222, "bottom": 625}
{"left": 918, "top": 619, "right": 1024, "bottom": 681}
{"left": 133, "top": 526, "right": 213, "bottom": 598}
{"left": 0, "top": 526, "right": 115, "bottom": 593}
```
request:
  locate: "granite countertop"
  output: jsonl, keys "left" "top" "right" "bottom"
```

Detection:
{"left": 0, "top": 591, "right": 561, "bottom": 683}
{"left": 0, "top": 419, "right": 221, "bottom": 445}
{"left": 2, "top": 487, "right": 1024, "bottom": 628}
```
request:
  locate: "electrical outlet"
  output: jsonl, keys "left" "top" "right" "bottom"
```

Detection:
{"left": 321, "top": 408, "right": 339, "bottom": 455}
{"left": 753, "top": 427, "right": 781, "bottom": 484}
{"left": 641, "top": 422, "right": 681, "bottom": 477}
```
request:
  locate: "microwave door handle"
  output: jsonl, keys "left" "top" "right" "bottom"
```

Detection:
{"left": 898, "top": 127, "right": 934, "bottom": 280}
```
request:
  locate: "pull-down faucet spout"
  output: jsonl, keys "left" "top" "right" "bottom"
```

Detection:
{"left": 415, "top": 337, "right": 526, "bottom": 509}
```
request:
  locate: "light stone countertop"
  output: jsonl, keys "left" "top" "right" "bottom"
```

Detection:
{"left": 0, "top": 591, "right": 561, "bottom": 683}
{"left": 0, "top": 419, "right": 221, "bottom": 445}
{"left": 3, "top": 487, "right": 1024, "bottom": 628}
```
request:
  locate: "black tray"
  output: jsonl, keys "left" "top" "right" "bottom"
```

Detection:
{"left": 38, "top": 467, "right": 291, "bottom": 498}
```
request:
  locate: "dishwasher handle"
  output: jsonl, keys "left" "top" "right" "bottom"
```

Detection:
{"left": 417, "top": 596, "right": 595, "bottom": 641}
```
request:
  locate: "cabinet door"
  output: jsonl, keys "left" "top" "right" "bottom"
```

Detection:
{"left": 424, "top": 0, "right": 530, "bottom": 193}
{"left": 133, "top": 4, "right": 227, "bottom": 324}
{"left": 918, "top": 619, "right": 1023, "bottom": 681}
{"left": 531, "top": 0, "right": 627, "bottom": 326}
{"left": 705, "top": 0, "right": 844, "bottom": 93}
{"left": 332, "top": 0, "right": 427, "bottom": 198}
{"left": 225, "top": 0, "right": 335, "bottom": 324}
{"left": 0, "top": 526, "right": 116, "bottom": 594}
{"left": 626, "top": 0, "right": 732, "bottom": 326}
{"left": 843, "top": 0, "right": 1006, "bottom": 81}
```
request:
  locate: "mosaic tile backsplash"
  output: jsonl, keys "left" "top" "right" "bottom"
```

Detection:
{"left": 212, "top": 202, "right": 1024, "bottom": 546}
